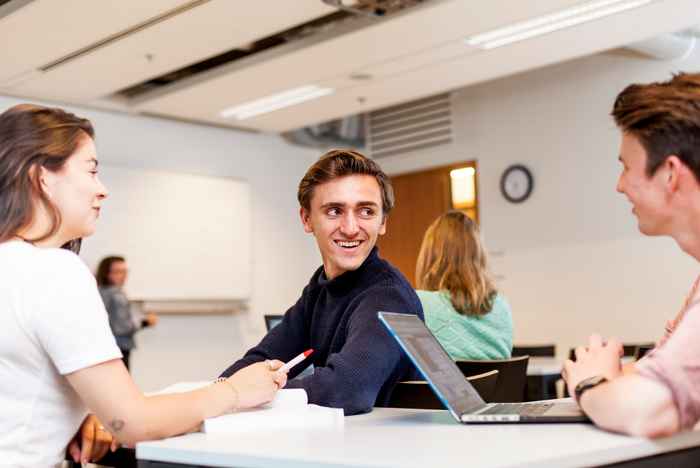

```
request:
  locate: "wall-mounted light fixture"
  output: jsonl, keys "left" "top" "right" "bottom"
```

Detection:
{"left": 450, "top": 166, "right": 476, "bottom": 209}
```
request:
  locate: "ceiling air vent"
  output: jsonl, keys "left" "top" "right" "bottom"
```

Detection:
{"left": 367, "top": 93, "right": 452, "bottom": 159}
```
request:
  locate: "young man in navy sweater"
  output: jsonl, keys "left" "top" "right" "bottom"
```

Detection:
{"left": 220, "top": 149, "right": 423, "bottom": 415}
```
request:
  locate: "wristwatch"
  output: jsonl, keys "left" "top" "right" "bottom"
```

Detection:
{"left": 574, "top": 375, "right": 608, "bottom": 403}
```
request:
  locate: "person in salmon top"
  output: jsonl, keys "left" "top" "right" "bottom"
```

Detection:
{"left": 563, "top": 73, "right": 700, "bottom": 437}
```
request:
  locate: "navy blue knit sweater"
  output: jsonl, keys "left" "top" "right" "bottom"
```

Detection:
{"left": 220, "top": 247, "right": 423, "bottom": 415}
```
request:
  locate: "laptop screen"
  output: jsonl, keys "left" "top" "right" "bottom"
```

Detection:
{"left": 379, "top": 312, "right": 486, "bottom": 417}
{"left": 264, "top": 314, "right": 283, "bottom": 331}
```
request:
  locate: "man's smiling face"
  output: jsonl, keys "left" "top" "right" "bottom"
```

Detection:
{"left": 301, "top": 174, "right": 387, "bottom": 280}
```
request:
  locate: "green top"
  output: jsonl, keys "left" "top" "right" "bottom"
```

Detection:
{"left": 417, "top": 290, "right": 513, "bottom": 360}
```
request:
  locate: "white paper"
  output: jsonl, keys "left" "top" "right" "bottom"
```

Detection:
{"left": 149, "top": 382, "right": 343, "bottom": 434}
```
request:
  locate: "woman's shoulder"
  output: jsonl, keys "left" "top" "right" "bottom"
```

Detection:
{"left": 416, "top": 289, "right": 446, "bottom": 301}
{"left": 416, "top": 289, "right": 454, "bottom": 311}
{"left": 25, "top": 245, "right": 95, "bottom": 285}
{"left": 491, "top": 292, "right": 511, "bottom": 310}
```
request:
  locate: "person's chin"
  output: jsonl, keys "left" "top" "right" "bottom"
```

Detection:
{"left": 637, "top": 220, "right": 659, "bottom": 237}
{"left": 333, "top": 253, "right": 366, "bottom": 274}
{"left": 80, "top": 224, "right": 97, "bottom": 238}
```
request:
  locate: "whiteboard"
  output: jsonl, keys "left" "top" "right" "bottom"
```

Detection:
{"left": 80, "top": 164, "right": 250, "bottom": 300}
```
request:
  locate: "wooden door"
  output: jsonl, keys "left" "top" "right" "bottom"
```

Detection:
{"left": 377, "top": 161, "right": 478, "bottom": 286}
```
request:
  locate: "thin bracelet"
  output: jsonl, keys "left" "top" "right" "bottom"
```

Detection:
{"left": 214, "top": 377, "right": 239, "bottom": 412}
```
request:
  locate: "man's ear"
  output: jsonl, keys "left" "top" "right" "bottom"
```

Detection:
{"left": 300, "top": 207, "right": 314, "bottom": 233}
{"left": 664, "top": 155, "right": 683, "bottom": 194}
{"left": 379, "top": 214, "right": 387, "bottom": 236}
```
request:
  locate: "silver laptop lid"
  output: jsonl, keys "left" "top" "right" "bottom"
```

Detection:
{"left": 378, "top": 312, "right": 487, "bottom": 418}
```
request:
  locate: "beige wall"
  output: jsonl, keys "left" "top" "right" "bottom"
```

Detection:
{"left": 377, "top": 48, "right": 700, "bottom": 358}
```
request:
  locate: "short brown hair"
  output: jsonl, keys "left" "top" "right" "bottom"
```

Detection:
{"left": 416, "top": 211, "right": 496, "bottom": 316}
{"left": 612, "top": 72, "right": 700, "bottom": 181}
{"left": 297, "top": 149, "right": 394, "bottom": 216}
{"left": 0, "top": 103, "right": 94, "bottom": 247}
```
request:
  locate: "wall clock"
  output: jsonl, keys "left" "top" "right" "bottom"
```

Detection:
{"left": 500, "top": 164, "right": 533, "bottom": 203}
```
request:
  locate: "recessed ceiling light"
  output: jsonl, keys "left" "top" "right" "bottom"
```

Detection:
{"left": 220, "top": 85, "right": 334, "bottom": 120}
{"left": 465, "top": 0, "right": 655, "bottom": 50}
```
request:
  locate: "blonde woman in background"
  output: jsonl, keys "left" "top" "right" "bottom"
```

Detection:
{"left": 416, "top": 210, "right": 513, "bottom": 360}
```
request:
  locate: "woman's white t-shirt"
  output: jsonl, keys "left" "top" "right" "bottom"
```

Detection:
{"left": 0, "top": 241, "right": 122, "bottom": 467}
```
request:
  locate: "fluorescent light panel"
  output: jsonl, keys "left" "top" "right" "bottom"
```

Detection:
{"left": 465, "top": 0, "right": 654, "bottom": 50}
{"left": 220, "top": 85, "right": 334, "bottom": 120}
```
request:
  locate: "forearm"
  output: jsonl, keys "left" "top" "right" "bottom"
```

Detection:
{"left": 286, "top": 367, "right": 377, "bottom": 414}
{"left": 68, "top": 360, "right": 237, "bottom": 446}
{"left": 121, "top": 383, "right": 233, "bottom": 443}
{"left": 220, "top": 315, "right": 306, "bottom": 378}
{"left": 580, "top": 374, "right": 679, "bottom": 438}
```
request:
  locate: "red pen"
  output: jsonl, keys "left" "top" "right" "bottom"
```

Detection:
{"left": 278, "top": 349, "right": 314, "bottom": 373}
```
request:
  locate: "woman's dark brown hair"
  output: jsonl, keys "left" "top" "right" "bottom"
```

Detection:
{"left": 0, "top": 103, "right": 94, "bottom": 252}
{"left": 96, "top": 256, "right": 126, "bottom": 286}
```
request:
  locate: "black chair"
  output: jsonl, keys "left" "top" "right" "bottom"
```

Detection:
{"left": 634, "top": 343, "right": 655, "bottom": 360}
{"left": 65, "top": 447, "right": 136, "bottom": 468}
{"left": 513, "top": 345, "right": 558, "bottom": 401}
{"left": 386, "top": 370, "right": 499, "bottom": 409}
{"left": 264, "top": 314, "right": 283, "bottom": 331}
{"left": 568, "top": 342, "right": 655, "bottom": 361}
{"left": 512, "top": 344, "right": 555, "bottom": 357}
{"left": 455, "top": 356, "right": 529, "bottom": 403}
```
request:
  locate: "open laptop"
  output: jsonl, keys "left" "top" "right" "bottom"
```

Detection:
{"left": 378, "top": 312, "right": 588, "bottom": 423}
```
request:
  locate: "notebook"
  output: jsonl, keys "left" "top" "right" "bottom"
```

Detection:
{"left": 378, "top": 312, "right": 588, "bottom": 423}
{"left": 154, "top": 383, "right": 344, "bottom": 433}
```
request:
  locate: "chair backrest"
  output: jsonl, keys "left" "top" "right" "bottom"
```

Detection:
{"left": 65, "top": 447, "right": 136, "bottom": 468}
{"left": 455, "top": 356, "right": 529, "bottom": 403}
{"left": 386, "top": 370, "right": 499, "bottom": 409}
{"left": 264, "top": 314, "right": 283, "bottom": 331}
{"left": 634, "top": 343, "right": 654, "bottom": 360}
{"left": 512, "top": 344, "right": 555, "bottom": 357}
{"left": 569, "top": 342, "right": 656, "bottom": 362}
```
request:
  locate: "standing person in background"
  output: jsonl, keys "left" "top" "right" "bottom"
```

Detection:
{"left": 96, "top": 255, "right": 158, "bottom": 370}
{"left": 416, "top": 210, "right": 513, "bottom": 360}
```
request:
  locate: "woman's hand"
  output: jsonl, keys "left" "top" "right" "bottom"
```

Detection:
{"left": 227, "top": 360, "right": 288, "bottom": 410}
{"left": 66, "top": 414, "right": 118, "bottom": 464}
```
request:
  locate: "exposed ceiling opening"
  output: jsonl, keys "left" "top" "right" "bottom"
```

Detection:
{"left": 0, "top": 0, "right": 31, "bottom": 19}
{"left": 116, "top": 0, "right": 429, "bottom": 100}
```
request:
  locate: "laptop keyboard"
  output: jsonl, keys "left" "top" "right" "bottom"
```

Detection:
{"left": 479, "top": 403, "right": 553, "bottom": 416}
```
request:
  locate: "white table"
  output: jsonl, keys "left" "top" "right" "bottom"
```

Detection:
{"left": 136, "top": 408, "right": 700, "bottom": 468}
{"left": 527, "top": 357, "right": 563, "bottom": 376}
{"left": 527, "top": 357, "right": 635, "bottom": 376}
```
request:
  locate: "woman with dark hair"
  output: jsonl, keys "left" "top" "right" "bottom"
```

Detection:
{"left": 0, "top": 104, "right": 287, "bottom": 467}
{"left": 415, "top": 210, "right": 513, "bottom": 360}
{"left": 96, "top": 255, "right": 158, "bottom": 370}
